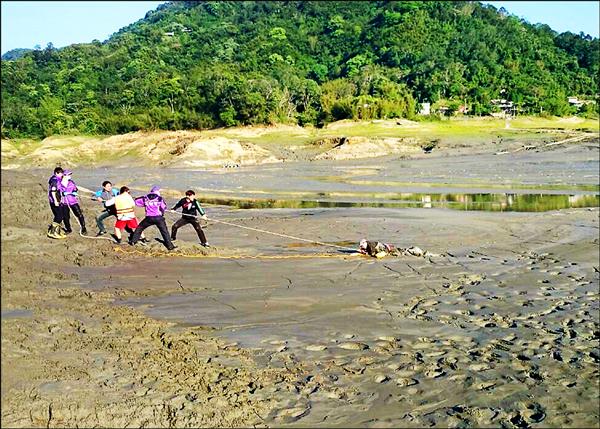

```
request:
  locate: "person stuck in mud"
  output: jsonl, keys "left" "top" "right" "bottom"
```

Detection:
{"left": 93, "top": 180, "right": 119, "bottom": 236}
{"left": 47, "top": 166, "right": 68, "bottom": 239}
{"left": 103, "top": 186, "right": 147, "bottom": 245}
{"left": 170, "top": 190, "right": 210, "bottom": 247}
{"left": 130, "top": 185, "right": 176, "bottom": 251}
{"left": 59, "top": 169, "right": 87, "bottom": 235}
{"left": 359, "top": 239, "right": 400, "bottom": 258}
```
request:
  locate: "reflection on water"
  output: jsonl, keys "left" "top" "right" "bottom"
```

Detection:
{"left": 203, "top": 193, "right": 599, "bottom": 212}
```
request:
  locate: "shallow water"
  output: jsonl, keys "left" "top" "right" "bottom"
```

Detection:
{"left": 40, "top": 143, "right": 598, "bottom": 212}
{"left": 198, "top": 192, "right": 599, "bottom": 212}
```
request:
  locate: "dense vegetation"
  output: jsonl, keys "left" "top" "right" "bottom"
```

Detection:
{"left": 2, "top": 1, "right": 598, "bottom": 138}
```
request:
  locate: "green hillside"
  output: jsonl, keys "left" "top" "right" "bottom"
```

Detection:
{"left": 2, "top": 0, "right": 598, "bottom": 138}
{"left": 1, "top": 48, "right": 33, "bottom": 61}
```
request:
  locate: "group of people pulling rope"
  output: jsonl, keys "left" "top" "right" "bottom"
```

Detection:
{"left": 47, "top": 166, "right": 431, "bottom": 258}
{"left": 47, "top": 166, "right": 209, "bottom": 251}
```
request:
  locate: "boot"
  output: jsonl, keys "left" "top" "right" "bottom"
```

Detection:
{"left": 79, "top": 218, "right": 87, "bottom": 235}
{"left": 47, "top": 224, "right": 55, "bottom": 239}
{"left": 47, "top": 223, "right": 65, "bottom": 239}
{"left": 57, "top": 225, "right": 67, "bottom": 238}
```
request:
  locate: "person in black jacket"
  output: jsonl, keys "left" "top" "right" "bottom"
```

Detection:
{"left": 170, "top": 190, "right": 210, "bottom": 247}
{"left": 47, "top": 166, "right": 68, "bottom": 239}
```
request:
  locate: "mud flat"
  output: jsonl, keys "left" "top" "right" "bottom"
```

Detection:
{"left": 1, "top": 171, "right": 297, "bottom": 427}
{"left": 1, "top": 136, "right": 599, "bottom": 427}
{"left": 86, "top": 205, "right": 599, "bottom": 428}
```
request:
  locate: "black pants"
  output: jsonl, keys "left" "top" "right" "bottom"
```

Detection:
{"left": 131, "top": 216, "right": 174, "bottom": 250}
{"left": 49, "top": 202, "right": 64, "bottom": 223}
{"left": 171, "top": 217, "right": 207, "bottom": 243}
{"left": 67, "top": 204, "right": 86, "bottom": 232}
{"left": 49, "top": 203, "right": 71, "bottom": 230}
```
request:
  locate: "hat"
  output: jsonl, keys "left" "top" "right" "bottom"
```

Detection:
{"left": 63, "top": 169, "right": 73, "bottom": 175}
{"left": 150, "top": 185, "right": 161, "bottom": 194}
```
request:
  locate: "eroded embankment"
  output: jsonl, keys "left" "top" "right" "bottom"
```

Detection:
{"left": 4, "top": 118, "right": 596, "bottom": 170}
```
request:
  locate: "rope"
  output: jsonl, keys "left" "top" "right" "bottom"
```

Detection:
{"left": 75, "top": 186, "right": 358, "bottom": 252}
{"left": 80, "top": 231, "right": 114, "bottom": 241}
{"left": 60, "top": 187, "right": 116, "bottom": 241}
{"left": 78, "top": 187, "right": 436, "bottom": 260}
{"left": 113, "top": 246, "right": 361, "bottom": 259}
{"left": 164, "top": 209, "right": 357, "bottom": 252}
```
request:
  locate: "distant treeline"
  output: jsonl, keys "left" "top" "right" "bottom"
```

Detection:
{"left": 2, "top": 1, "right": 598, "bottom": 138}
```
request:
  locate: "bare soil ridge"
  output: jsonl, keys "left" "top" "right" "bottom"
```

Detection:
{"left": 2, "top": 117, "right": 597, "bottom": 169}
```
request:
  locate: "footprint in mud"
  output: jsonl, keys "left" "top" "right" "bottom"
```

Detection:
{"left": 424, "top": 350, "right": 446, "bottom": 358}
{"left": 374, "top": 374, "right": 389, "bottom": 383}
{"left": 527, "top": 370, "right": 544, "bottom": 383}
{"left": 522, "top": 402, "right": 546, "bottom": 424}
{"left": 338, "top": 342, "right": 369, "bottom": 351}
{"left": 387, "top": 362, "right": 401, "bottom": 371}
{"left": 357, "top": 355, "right": 379, "bottom": 367}
{"left": 474, "top": 380, "right": 497, "bottom": 391}
{"left": 342, "top": 363, "right": 366, "bottom": 375}
{"left": 305, "top": 344, "right": 328, "bottom": 352}
{"left": 396, "top": 377, "right": 419, "bottom": 386}
{"left": 373, "top": 346, "right": 393, "bottom": 355}
{"left": 471, "top": 407, "right": 501, "bottom": 426}
{"left": 469, "top": 363, "right": 493, "bottom": 372}
{"left": 265, "top": 339, "right": 287, "bottom": 346}
{"left": 377, "top": 335, "right": 399, "bottom": 342}
{"left": 560, "top": 379, "right": 577, "bottom": 388}
{"left": 274, "top": 404, "right": 311, "bottom": 423}
{"left": 423, "top": 365, "right": 445, "bottom": 378}
{"left": 374, "top": 340, "right": 396, "bottom": 350}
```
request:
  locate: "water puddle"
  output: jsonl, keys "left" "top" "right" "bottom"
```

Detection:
{"left": 312, "top": 176, "right": 600, "bottom": 192}
{"left": 1, "top": 308, "right": 33, "bottom": 320}
{"left": 202, "top": 193, "right": 599, "bottom": 212}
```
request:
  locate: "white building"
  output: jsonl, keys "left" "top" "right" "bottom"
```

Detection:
{"left": 419, "top": 102, "right": 431, "bottom": 115}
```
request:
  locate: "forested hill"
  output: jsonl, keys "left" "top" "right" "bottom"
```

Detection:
{"left": 2, "top": 1, "right": 598, "bottom": 138}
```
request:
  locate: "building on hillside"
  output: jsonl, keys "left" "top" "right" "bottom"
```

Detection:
{"left": 567, "top": 96, "right": 596, "bottom": 107}
{"left": 418, "top": 102, "right": 431, "bottom": 115}
{"left": 437, "top": 106, "right": 450, "bottom": 116}
{"left": 567, "top": 96, "right": 584, "bottom": 107}
{"left": 490, "top": 99, "right": 514, "bottom": 117}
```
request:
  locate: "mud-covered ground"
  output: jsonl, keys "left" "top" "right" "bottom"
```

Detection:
{"left": 86, "top": 206, "right": 599, "bottom": 428}
{"left": 1, "top": 137, "right": 599, "bottom": 428}
{"left": 1, "top": 170, "right": 304, "bottom": 427}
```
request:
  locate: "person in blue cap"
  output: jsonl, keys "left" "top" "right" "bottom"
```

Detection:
{"left": 92, "top": 180, "right": 119, "bottom": 236}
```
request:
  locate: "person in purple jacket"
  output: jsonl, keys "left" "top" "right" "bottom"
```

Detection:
{"left": 129, "top": 185, "right": 176, "bottom": 250}
{"left": 59, "top": 169, "right": 87, "bottom": 235}
{"left": 47, "top": 166, "right": 68, "bottom": 239}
